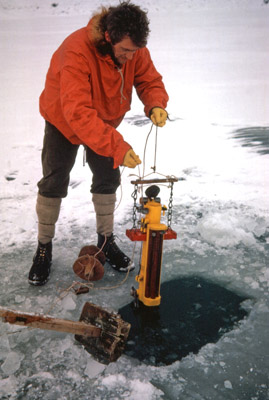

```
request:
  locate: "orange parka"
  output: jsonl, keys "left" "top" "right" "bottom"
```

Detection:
{"left": 39, "top": 15, "right": 169, "bottom": 168}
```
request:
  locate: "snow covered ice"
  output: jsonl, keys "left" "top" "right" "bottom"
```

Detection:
{"left": 0, "top": 0, "right": 269, "bottom": 399}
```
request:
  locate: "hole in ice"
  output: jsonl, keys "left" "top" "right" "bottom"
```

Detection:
{"left": 119, "top": 276, "right": 250, "bottom": 366}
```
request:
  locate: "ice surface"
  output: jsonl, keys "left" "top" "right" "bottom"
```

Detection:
{"left": 0, "top": 0, "right": 269, "bottom": 399}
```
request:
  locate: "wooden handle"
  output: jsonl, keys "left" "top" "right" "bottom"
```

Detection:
{"left": 0, "top": 307, "right": 101, "bottom": 338}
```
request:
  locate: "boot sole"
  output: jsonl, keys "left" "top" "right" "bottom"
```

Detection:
{"left": 28, "top": 276, "right": 50, "bottom": 286}
{"left": 108, "top": 260, "right": 135, "bottom": 273}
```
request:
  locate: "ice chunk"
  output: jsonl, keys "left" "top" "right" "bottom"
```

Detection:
{"left": 129, "top": 379, "right": 164, "bottom": 399}
{"left": 61, "top": 294, "right": 77, "bottom": 311}
{"left": 224, "top": 380, "right": 233, "bottom": 389}
{"left": 250, "top": 281, "right": 260, "bottom": 289}
{"left": 0, "top": 376, "right": 18, "bottom": 397}
{"left": 197, "top": 211, "right": 257, "bottom": 247}
{"left": 102, "top": 374, "right": 127, "bottom": 387}
{"left": 263, "top": 268, "right": 269, "bottom": 285}
{"left": 66, "top": 370, "right": 82, "bottom": 381}
{"left": 101, "top": 374, "right": 164, "bottom": 398}
{"left": 84, "top": 358, "right": 106, "bottom": 378}
{"left": 14, "top": 295, "right": 25, "bottom": 303}
{"left": 252, "top": 217, "right": 268, "bottom": 237}
{"left": 32, "top": 348, "right": 42, "bottom": 359}
{"left": 30, "top": 372, "right": 54, "bottom": 380}
{"left": 1, "top": 351, "right": 24, "bottom": 375}
{"left": 0, "top": 335, "right": 11, "bottom": 360}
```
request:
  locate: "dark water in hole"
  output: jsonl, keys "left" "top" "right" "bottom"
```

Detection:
{"left": 119, "top": 276, "right": 249, "bottom": 366}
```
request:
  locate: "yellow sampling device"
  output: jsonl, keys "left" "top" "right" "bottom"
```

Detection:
{"left": 126, "top": 178, "right": 178, "bottom": 307}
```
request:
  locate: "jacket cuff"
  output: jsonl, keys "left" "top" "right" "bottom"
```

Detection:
{"left": 113, "top": 141, "right": 132, "bottom": 169}
{"left": 145, "top": 103, "right": 167, "bottom": 118}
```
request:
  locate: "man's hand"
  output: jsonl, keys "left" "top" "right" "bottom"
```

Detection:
{"left": 150, "top": 107, "right": 168, "bottom": 127}
{"left": 123, "top": 149, "right": 141, "bottom": 168}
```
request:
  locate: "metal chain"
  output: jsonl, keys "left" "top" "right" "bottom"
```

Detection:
{"left": 167, "top": 182, "right": 174, "bottom": 229}
{"left": 131, "top": 184, "right": 138, "bottom": 228}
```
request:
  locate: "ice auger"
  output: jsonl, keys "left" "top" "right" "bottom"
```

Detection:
{"left": 126, "top": 177, "right": 178, "bottom": 307}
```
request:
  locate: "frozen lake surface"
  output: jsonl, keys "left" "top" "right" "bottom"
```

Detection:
{"left": 0, "top": 1, "right": 269, "bottom": 399}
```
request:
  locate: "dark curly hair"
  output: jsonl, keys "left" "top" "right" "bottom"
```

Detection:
{"left": 102, "top": 2, "right": 150, "bottom": 47}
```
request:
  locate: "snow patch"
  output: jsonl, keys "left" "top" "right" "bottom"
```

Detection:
{"left": 197, "top": 210, "right": 267, "bottom": 248}
{"left": 101, "top": 374, "right": 164, "bottom": 399}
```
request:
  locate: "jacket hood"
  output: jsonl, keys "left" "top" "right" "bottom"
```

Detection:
{"left": 86, "top": 7, "right": 108, "bottom": 49}
{"left": 86, "top": 8, "right": 124, "bottom": 67}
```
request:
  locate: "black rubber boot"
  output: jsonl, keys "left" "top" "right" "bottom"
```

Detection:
{"left": 97, "top": 234, "right": 134, "bottom": 273}
{"left": 28, "top": 241, "right": 52, "bottom": 286}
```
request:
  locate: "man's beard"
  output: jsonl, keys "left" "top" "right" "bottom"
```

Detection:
{"left": 96, "top": 42, "right": 122, "bottom": 67}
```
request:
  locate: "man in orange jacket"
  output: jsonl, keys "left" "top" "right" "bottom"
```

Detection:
{"left": 29, "top": 2, "right": 169, "bottom": 286}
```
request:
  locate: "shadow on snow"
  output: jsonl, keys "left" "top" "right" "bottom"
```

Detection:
{"left": 231, "top": 126, "right": 269, "bottom": 155}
